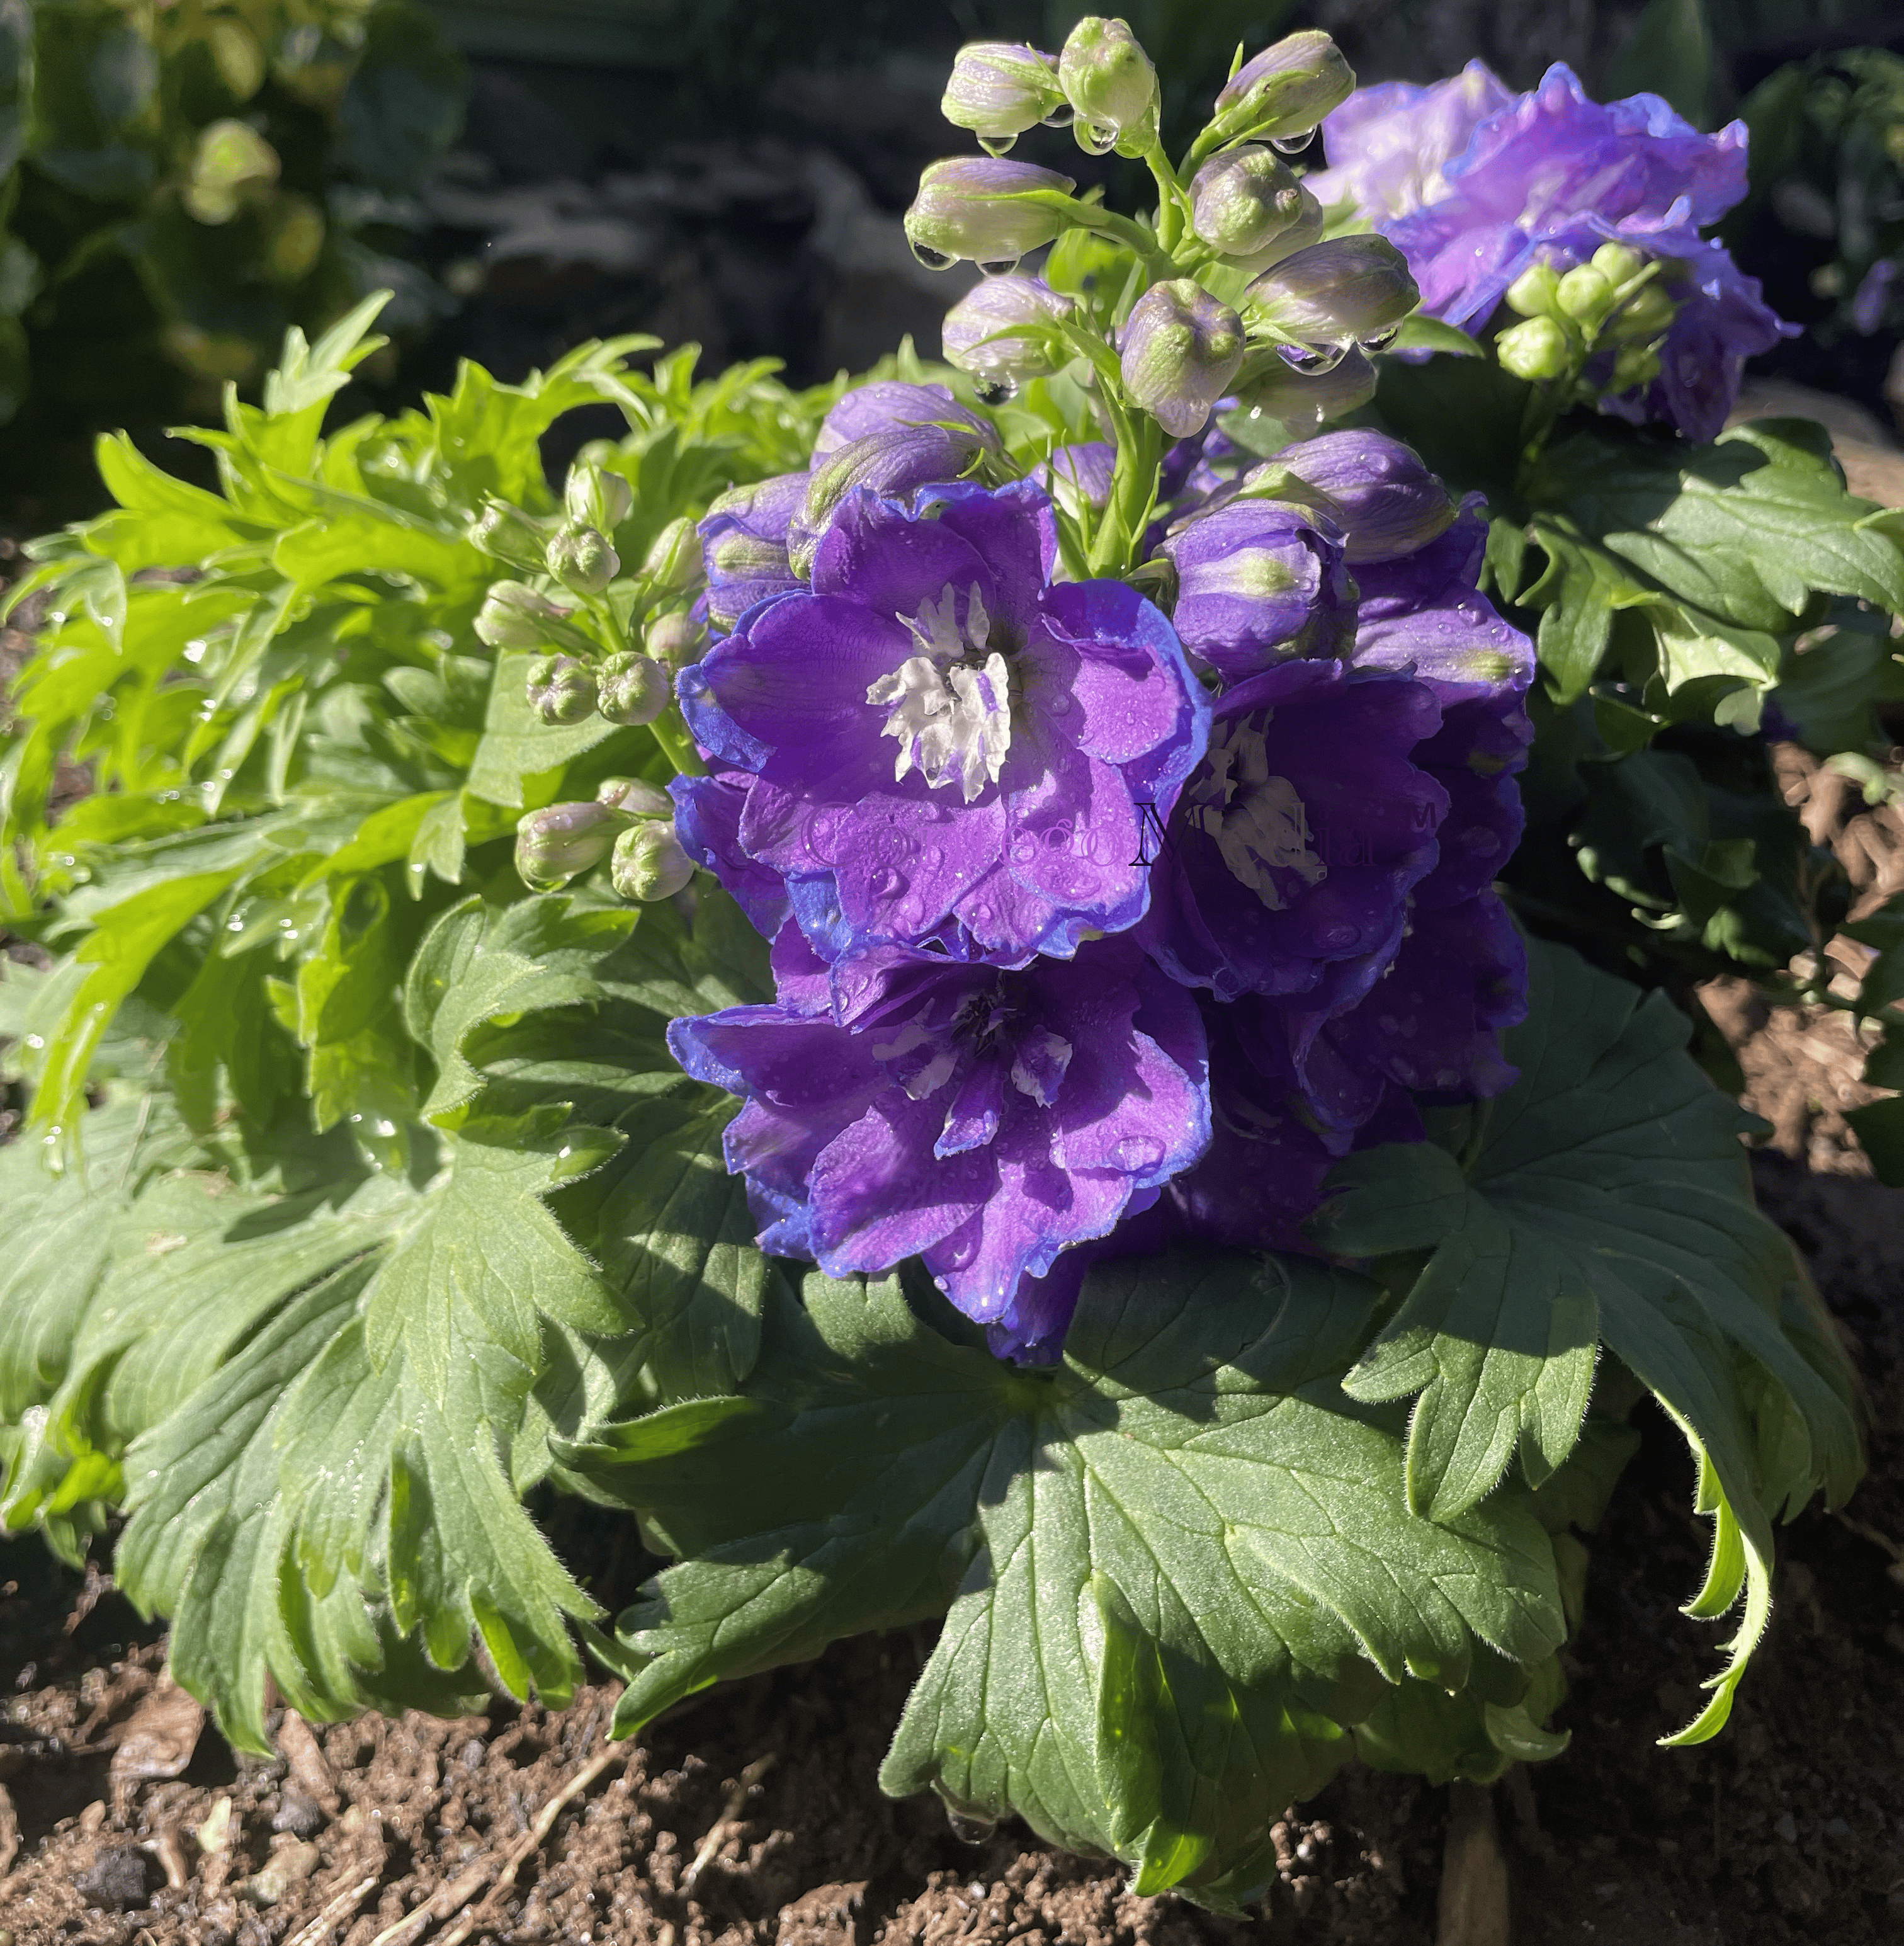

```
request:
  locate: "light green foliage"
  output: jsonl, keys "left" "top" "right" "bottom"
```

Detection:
{"left": 0, "top": 301, "right": 819, "bottom": 1739}
{"left": 1314, "top": 937, "right": 1862, "bottom": 1743}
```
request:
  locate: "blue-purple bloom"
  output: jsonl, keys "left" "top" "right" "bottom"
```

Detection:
{"left": 1310, "top": 61, "right": 1788, "bottom": 440}
{"left": 669, "top": 930, "right": 1208, "bottom": 1354}
{"left": 679, "top": 478, "right": 1210, "bottom": 967}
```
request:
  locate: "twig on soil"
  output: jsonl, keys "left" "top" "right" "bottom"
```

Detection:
{"left": 681, "top": 1753, "right": 779, "bottom": 1897}
{"left": 427, "top": 1738, "right": 634, "bottom": 1946}
{"left": 284, "top": 1867, "right": 385, "bottom": 1946}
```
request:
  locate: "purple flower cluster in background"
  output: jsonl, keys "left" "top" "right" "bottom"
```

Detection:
{"left": 671, "top": 387, "right": 1533, "bottom": 1360}
{"left": 1308, "top": 62, "right": 1788, "bottom": 440}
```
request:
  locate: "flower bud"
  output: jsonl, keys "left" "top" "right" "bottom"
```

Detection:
{"left": 525, "top": 652, "right": 598, "bottom": 725}
{"left": 475, "top": 581, "right": 588, "bottom": 654}
{"left": 812, "top": 382, "right": 994, "bottom": 459}
{"left": 700, "top": 473, "right": 807, "bottom": 633}
{"left": 645, "top": 608, "right": 708, "bottom": 669}
{"left": 1160, "top": 499, "right": 1356, "bottom": 683}
{"left": 1590, "top": 242, "right": 1646, "bottom": 289}
{"left": 1610, "top": 343, "right": 1663, "bottom": 390}
{"left": 941, "top": 41, "right": 1063, "bottom": 154}
{"left": 1189, "top": 145, "right": 1312, "bottom": 259}
{"left": 790, "top": 420, "right": 1002, "bottom": 575}
{"left": 1265, "top": 430, "right": 1457, "bottom": 563}
{"left": 1120, "top": 280, "right": 1245, "bottom": 440}
{"left": 1555, "top": 265, "right": 1615, "bottom": 325}
{"left": 904, "top": 158, "right": 1077, "bottom": 271}
{"left": 1244, "top": 236, "right": 1418, "bottom": 353}
{"left": 545, "top": 525, "right": 620, "bottom": 595}
{"left": 1611, "top": 283, "right": 1677, "bottom": 341}
{"left": 1208, "top": 31, "right": 1354, "bottom": 148}
{"left": 611, "top": 819, "right": 696, "bottom": 901}
{"left": 640, "top": 515, "right": 702, "bottom": 595}
{"left": 1504, "top": 264, "right": 1561, "bottom": 318}
{"left": 1232, "top": 346, "right": 1378, "bottom": 431}
{"left": 596, "top": 775, "right": 673, "bottom": 818}
{"left": 595, "top": 649, "right": 669, "bottom": 726}
{"left": 471, "top": 499, "right": 553, "bottom": 572}
{"left": 1058, "top": 17, "right": 1159, "bottom": 157}
{"left": 941, "top": 275, "right": 1074, "bottom": 390}
{"left": 565, "top": 462, "right": 634, "bottom": 533}
{"left": 1495, "top": 315, "right": 1572, "bottom": 382}
{"left": 515, "top": 800, "right": 621, "bottom": 891}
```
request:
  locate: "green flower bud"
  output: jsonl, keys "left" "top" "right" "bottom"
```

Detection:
{"left": 640, "top": 515, "right": 703, "bottom": 596}
{"left": 1120, "top": 279, "right": 1245, "bottom": 440}
{"left": 1058, "top": 17, "right": 1159, "bottom": 158}
{"left": 941, "top": 274, "right": 1074, "bottom": 389}
{"left": 1610, "top": 343, "right": 1663, "bottom": 390}
{"left": 1504, "top": 264, "right": 1561, "bottom": 319}
{"left": 1590, "top": 242, "right": 1646, "bottom": 289}
{"left": 1555, "top": 265, "right": 1615, "bottom": 325}
{"left": 595, "top": 650, "right": 669, "bottom": 726}
{"left": 645, "top": 610, "right": 707, "bottom": 670}
{"left": 475, "top": 581, "right": 586, "bottom": 653}
{"left": 904, "top": 158, "right": 1078, "bottom": 271}
{"left": 596, "top": 776, "right": 673, "bottom": 818}
{"left": 1208, "top": 31, "right": 1354, "bottom": 149}
{"left": 1189, "top": 145, "right": 1312, "bottom": 260}
{"left": 515, "top": 800, "right": 621, "bottom": 892}
{"left": 1495, "top": 315, "right": 1573, "bottom": 382}
{"left": 546, "top": 525, "right": 621, "bottom": 596}
{"left": 525, "top": 653, "right": 598, "bottom": 725}
{"left": 470, "top": 499, "right": 554, "bottom": 572}
{"left": 564, "top": 462, "right": 635, "bottom": 533}
{"left": 1231, "top": 345, "right": 1377, "bottom": 431}
{"left": 1244, "top": 236, "right": 1418, "bottom": 351}
{"left": 1611, "top": 284, "right": 1677, "bottom": 341}
{"left": 941, "top": 42, "right": 1064, "bottom": 154}
{"left": 611, "top": 820, "right": 696, "bottom": 902}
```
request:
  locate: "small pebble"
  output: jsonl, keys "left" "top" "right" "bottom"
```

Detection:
{"left": 74, "top": 1845, "right": 151, "bottom": 1911}
{"left": 271, "top": 1784, "right": 325, "bottom": 1838}
{"left": 1776, "top": 1812, "right": 1799, "bottom": 1843}
{"left": 1826, "top": 1816, "right": 1850, "bottom": 1839}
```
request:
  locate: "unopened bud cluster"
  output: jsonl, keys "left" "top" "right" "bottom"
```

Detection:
{"left": 910, "top": 20, "right": 1420, "bottom": 457}
{"left": 1495, "top": 241, "right": 1682, "bottom": 389}
{"left": 514, "top": 775, "right": 690, "bottom": 901}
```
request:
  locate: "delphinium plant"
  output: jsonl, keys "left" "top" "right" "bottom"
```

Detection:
{"left": 2, "top": 16, "right": 1901, "bottom": 1915}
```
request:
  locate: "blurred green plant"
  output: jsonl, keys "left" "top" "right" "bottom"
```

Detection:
{"left": 0, "top": 0, "right": 465, "bottom": 477}
{"left": 1728, "top": 45, "right": 1904, "bottom": 346}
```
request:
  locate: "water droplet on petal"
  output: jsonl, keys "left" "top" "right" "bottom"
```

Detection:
{"left": 911, "top": 241, "right": 958, "bottom": 271}
{"left": 1078, "top": 119, "right": 1119, "bottom": 156}
{"left": 1041, "top": 103, "right": 1077, "bottom": 128}
{"left": 947, "top": 1811, "right": 995, "bottom": 1845}
{"left": 976, "top": 256, "right": 1022, "bottom": 278}
{"left": 872, "top": 865, "right": 908, "bottom": 898}
{"left": 1271, "top": 128, "right": 1316, "bottom": 155}
{"left": 1359, "top": 324, "right": 1403, "bottom": 353}
{"left": 1276, "top": 341, "right": 1350, "bottom": 376}
{"left": 978, "top": 132, "right": 1017, "bottom": 157}
{"left": 1114, "top": 1135, "right": 1164, "bottom": 1173}
{"left": 974, "top": 376, "right": 1018, "bottom": 405}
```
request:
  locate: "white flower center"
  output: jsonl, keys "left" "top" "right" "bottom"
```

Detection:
{"left": 1187, "top": 717, "right": 1327, "bottom": 910}
{"left": 866, "top": 583, "right": 1012, "bottom": 804}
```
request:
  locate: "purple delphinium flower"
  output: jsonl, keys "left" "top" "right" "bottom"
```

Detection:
{"left": 669, "top": 771, "right": 791, "bottom": 940}
{"left": 1136, "top": 657, "right": 1447, "bottom": 1003}
{"left": 1314, "top": 61, "right": 1787, "bottom": 440}
{"left": 668, "top": 930, "right": 1210, "bottom": 1336}
{"left": 1264, "top": 429, "right": 1458, "bottom": 563}
{"left": 1159, "top": 498, "right": 1357, "bottom": 683}
{"left": 811, "top": 382, "right": 992, "bottom": 458}
{"left": 679, "top": 478, "right": 1210, "bottom": 967}
{"left": 1305, "top": 61, "right": 1515, "bottom": 222}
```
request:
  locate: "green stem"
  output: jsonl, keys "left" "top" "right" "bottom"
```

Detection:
{"left": 1089, "top": 410, "right": 1163, "bottom": 579}
{"left": 649, "top": 709, "right": 706, "bottom": 777}
{"left": 1039, "top": 193, "right": 1176, "bottom": 282}
{"left": 1145, "top": 142, "right": 1187, "bottom": 257}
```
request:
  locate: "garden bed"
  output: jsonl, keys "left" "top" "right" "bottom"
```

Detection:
{"left": 3, "top": 999, "right": 1901, "bottom": 1946}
